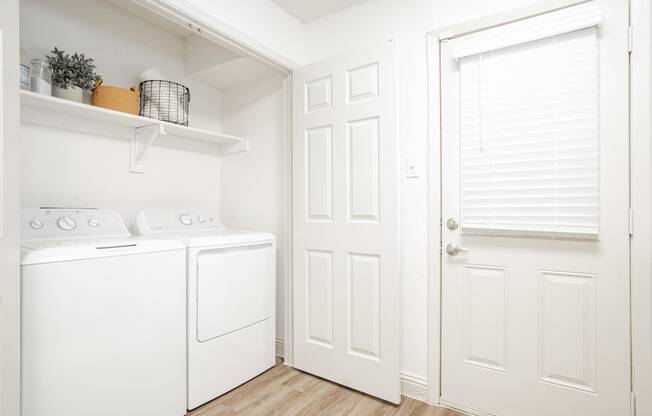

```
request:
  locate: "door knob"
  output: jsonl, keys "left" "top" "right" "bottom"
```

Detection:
{"left": 446, "top": 242, "right": 468, "bottom": 256}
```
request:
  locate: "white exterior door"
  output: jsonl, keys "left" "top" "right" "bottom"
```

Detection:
{"left": 0, "top": 0, "right": 20, "bottom": 415}
{"left": 440, "top": 2, "right": 630, "bottom": 416}
{"left": 292, "top": 41, "right": 400, "bottom": 403}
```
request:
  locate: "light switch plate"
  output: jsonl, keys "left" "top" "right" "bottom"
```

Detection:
{"left": 405, "top": 158, "right": 419, "bottom": 178}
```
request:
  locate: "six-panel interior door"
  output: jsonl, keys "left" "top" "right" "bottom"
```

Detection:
{"left": 440, "top": 2, "right": 630, "bottom": 416}
{"left": 292, "top": 40, "right": 400, "bottom": 403}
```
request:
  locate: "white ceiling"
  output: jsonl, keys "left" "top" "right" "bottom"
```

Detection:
{"left": 271, "top": 0, "right": 370, "bottom": 22}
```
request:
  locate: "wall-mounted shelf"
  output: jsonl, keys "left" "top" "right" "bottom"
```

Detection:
{"left": 20, "top": 90, "right": 249, "bottom": 171}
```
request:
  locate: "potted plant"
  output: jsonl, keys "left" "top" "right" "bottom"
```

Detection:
{"left": 46, "top": 47, "right": 102, "bottom": 103}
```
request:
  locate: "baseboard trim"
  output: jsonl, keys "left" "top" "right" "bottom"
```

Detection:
{"left": 400, "top": 371, "right": 429, "bottom": 402}
{"left": 275, "top": 337, "right": 284, "bottom": 358}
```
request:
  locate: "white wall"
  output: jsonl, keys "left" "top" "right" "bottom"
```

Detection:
{"left": 20, "top": 0, "right": 224, "bottom": 228}
{"left": 219, "top": 75, "right": 288, "bottom": 344}
{"left": 20, "top": 125, "right": 222, "bottom": 229}
{"left": 1, "top": 0, "right": 22, "bottom": 414}
{"left": 304, "top": 0, "right": 543, "bottom": 385}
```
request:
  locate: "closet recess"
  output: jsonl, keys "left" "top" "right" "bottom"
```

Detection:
{"left": 20, "top": 0, "right": 288, "bottom": 172}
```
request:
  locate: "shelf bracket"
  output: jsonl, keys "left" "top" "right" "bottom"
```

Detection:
{"left": 219, "top": 139, "right": 250, "bottom": 156}
{"left": 130, "top": 124, "right": 167, "bottom": 173}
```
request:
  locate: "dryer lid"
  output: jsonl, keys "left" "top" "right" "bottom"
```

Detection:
{"left": 135, "top": 209, "right": 275, "bottom": 247}
{"left": 151, "top": 229, "right": 276, "bottom": 248}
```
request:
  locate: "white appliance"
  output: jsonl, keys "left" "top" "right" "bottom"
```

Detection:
{"left": 136, "top": 209, "right": 276, "bottom": 410}
{"left": 21, "top": 208, "right": 187, "bottom": 416}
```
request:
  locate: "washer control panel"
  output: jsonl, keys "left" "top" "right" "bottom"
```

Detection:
{"left": 22, "top": 209, "right": 130, "bottom": 240}
{"left": 136, "top": 209, "right": 224, "bottom": 234}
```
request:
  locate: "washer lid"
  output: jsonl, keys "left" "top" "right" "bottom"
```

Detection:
{"left": 21, "top": 236, "right": 185, "bottom": 265}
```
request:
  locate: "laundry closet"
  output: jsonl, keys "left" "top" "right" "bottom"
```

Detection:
{"left": 17, "top": 0, "right": 405, "bottom": 411}
{"left": 19, "top": 0, "right": 290, "bottom": 345}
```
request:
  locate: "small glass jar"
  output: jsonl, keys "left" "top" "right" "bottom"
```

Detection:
{"left": 29, "top": 59, "right": 52, "bottom": 96}
{"left": 20, "top": 64, "right": 30, "bottom": 90}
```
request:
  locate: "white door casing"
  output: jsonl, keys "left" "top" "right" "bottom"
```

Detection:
{"left": 440, "top": 2, "right": 630, "bottom": 416}
{"left": 630, "top": 1, "right": 652, "bottom": 415}
{"left": 292, "top": 40, "right": 400, "bottom": 403}
{"left": 0, "top": 0, "right": 21, "bottom": 414}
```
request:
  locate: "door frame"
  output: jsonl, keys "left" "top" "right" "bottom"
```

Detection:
{"left": 426, "top": 0, "right": 646, "bottom": 411}
{"left": 282, "top": 73, "right": 295, "bottom": 366}
{"left": 629, "top": 0, "right": 652, "bottom": 414}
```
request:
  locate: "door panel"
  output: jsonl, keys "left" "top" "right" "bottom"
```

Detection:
{"left": 440, "top": 2, "right": 630, "bottom": 415}
{"left": 347, "top": 117, "right": 380, "bottom": 221}
{"left": 306, "top": 249, "right": 334, "bottom": 346}
{"left": 538, "top": 270, "right": 597, "bottom": 392}
{"left": 197, "top": 244, "right": 274, "bottom": 341}
{"left": 347, "top": 253, "right": 381, "bottom": 360}
{"left": 293, "top": 41, "right": 400, "bottom": 403}
{"left": 306, "top": 126, "right": 333, "bottom": 221}
{"left": 462, "top": 265, "right": 508, "bottom": 372}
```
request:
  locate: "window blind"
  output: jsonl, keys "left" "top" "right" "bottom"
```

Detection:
{"left": 452, "top": 2, "right": 601, "bottom": 60}
{"left": 459, "top": 27, "right": 600, "bottom": 235}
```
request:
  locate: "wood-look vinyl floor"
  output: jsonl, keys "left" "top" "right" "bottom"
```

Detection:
{"left": 188, "top": 360, "right": 465, "bottom": 416}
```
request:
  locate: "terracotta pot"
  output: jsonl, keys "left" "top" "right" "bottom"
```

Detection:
{"left": 92, "top": 80, "right": 139, "bottom": 115}
{"left": 53, "top": 85, "right": 85, "bottom": 103}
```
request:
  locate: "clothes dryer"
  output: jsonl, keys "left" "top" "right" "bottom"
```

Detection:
{"left": 136, "top": 209, "right": 276, "bottom": 410}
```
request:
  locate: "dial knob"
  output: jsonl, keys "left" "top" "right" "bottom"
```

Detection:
{"left": 197, "top": 215, "right": 207, "bottom": 223}
{"left": 179, "top": 215, "right": 193, "bottom": 226}
{"left": 87, "top": 218, "right": 100, "bottom": 228}
{"left": 57, "top": 216, "right": 77, "bottom": 231}
{"left": 29, "top": 219, "right": 44, "bottom": 230}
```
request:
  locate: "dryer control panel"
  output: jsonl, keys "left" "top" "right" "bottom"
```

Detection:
{"left": 22, "top": 208, "right": 130, "bottom": 240}
{"left": 136, "top": 209, "right": 224, "bottom": 235}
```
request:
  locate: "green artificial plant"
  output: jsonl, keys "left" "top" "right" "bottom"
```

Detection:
{"left": 45, "top": 47, "right": 102, "bottom": 90}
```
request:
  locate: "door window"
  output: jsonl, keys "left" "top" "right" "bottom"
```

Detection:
{"left": 458, "top": 24, "right": 600, "bottom": 235}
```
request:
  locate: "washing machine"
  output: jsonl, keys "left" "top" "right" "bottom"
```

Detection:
{"left": 136, "top": 209, "right": 276, "bottom": 410}
{"left": 21, "top": 208, "right": 187, "bottom": 416}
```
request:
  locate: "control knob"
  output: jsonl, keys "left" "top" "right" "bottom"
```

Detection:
{"left": 29, "top": 219, "right": 44, "bottom": 230}
{"left": 57, "top": 216, "right": 77, "bottom": 231}
{"left": 179, "top": 215, "right": 193, "bottom": 226}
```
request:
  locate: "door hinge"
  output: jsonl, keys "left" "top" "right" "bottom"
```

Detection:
{"left": 630, "top": 392, "right": 636, "bottom": 416}
{"left": 628, "top": 25, "right": 634, "bottom": 53}
{"left": 629, "top": 208, "right": 634, "bottom": 236}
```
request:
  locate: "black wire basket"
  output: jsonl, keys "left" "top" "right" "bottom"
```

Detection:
{"left": 139, "top": 80, "right": 190, "bottom": 126}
